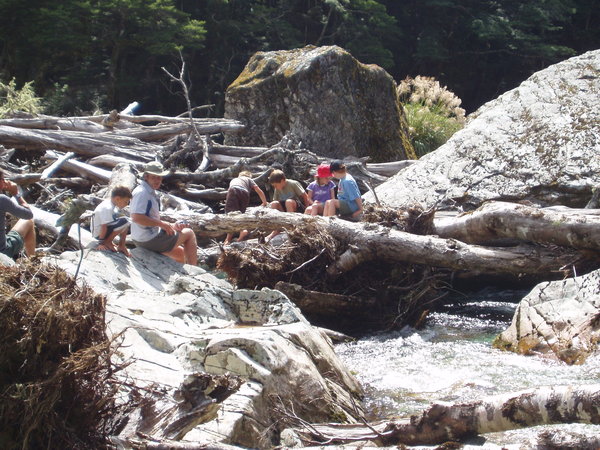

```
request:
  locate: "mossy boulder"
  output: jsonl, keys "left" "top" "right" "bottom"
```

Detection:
{"left": 225, "top": 45, "right": 415, "bottom": 162}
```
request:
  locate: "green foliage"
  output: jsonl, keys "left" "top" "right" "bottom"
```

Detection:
{"left": 399, "top": 76, "right": 465, "bottom": 157}
{"left": 0, "top": 78, "right": 42, "bottom": 118}
{"left": 403, "top": 103, "right": 463, "bottom": 158}
{"left": 0, "top": 0, "right": 598, "bottom": 115}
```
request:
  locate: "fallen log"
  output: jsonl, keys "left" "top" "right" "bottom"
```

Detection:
{"left": 0, "top": 117, "right": 107, "bottom": 133}
{"left": 434, "top": 201, "right": 600, "bottom": 250}
{"left": 0, "top": 125, "right": 156, "bottom": 161}
{"left": 106, "top": 163, "right": 137, "bottom": 196}
{"left": 88, "top": 154, "right": 145, "bottom": 170}
{"left": 290, "top": 384, "right": 600, "bottom": 446}
{"left": 166, "top": 208, "right": 584, "bottom": 278}
{"left": 44, "top": 151, "right": 112, "bottom": 183}
{"left": 40, "top": 151, "right": 76, "bottom": 179}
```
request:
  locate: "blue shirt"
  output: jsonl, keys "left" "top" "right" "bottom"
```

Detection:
{"left": 337, "top": 174, "right": 361, "bottom": 213}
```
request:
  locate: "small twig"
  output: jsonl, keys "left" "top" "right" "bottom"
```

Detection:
{"left": 285, "top": 248, "right": 325, "bottom": 274}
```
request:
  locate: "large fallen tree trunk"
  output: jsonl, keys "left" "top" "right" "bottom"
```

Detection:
{"left": 290, "top": 384, "right": 600, "bottom": 446}
{"left": 0, "top": 125, "right": 157, "bottom": 160}
{"left": 167, "top": 208, "right": 584, "bottom": 277}
{"left": 434, "top": 201, "right": 600, "bottom": 250}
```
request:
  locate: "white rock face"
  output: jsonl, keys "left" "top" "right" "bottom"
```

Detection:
{"left": 367, "top": 50, "right": 600, "bottom": 210}
{"left": 495, "top": 268, "right": 600, "bottom": 364}
{"left": 46, "top": 248, "right": 362, "bottom": 447}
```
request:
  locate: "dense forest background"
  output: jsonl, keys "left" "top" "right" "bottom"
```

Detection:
{"left": 0, "top": 0, "right": 598, "bottom": 118}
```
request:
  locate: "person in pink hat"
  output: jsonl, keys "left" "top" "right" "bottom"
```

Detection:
{"left": 304, "top": 163, "right": 336, "bottom": 216}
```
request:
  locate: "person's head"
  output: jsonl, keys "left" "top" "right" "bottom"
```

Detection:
{"left": 268, "top": 169, "right": 287, "bottom": 190}
{"left": 143, "top": 161, "right": 169, "bottom": 189}
{"left": 329, "top": 160, "right": 346, "bottom": 178}
{"left": 315, "top": 163, "right": 332, "bottom": 184}
{"left": 111, "top": 186, "right": 132, "bottom": 208}
{"left": 238, "top": 170, "right": 252, "bottom": 178}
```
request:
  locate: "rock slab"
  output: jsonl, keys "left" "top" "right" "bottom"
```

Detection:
{"left": 368, "top": 50, "right": 600, "bottom": 210}
{"left": 46, "top": 248, "right": 363, "bottom": 447}
{"left": 495, "top": 268, "right": 600, "bottom": 365}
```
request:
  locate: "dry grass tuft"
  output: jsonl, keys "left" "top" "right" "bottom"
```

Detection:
{"left": 0, "top": 258, "right": 124, "bottom": 449}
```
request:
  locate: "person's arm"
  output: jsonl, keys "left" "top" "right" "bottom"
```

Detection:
{"left": 131, "top": 213, "right": 176, "bottom": 235}
{"left": 253, "top": 185, "right": 268, "bottom": 206}
{"left": 0, "top": 191, "right": 33, "bottom": 220}
{"left": 300, "top": 192, "right": 310, "bottom": 208}
{"left": 329, "top": 187, "right": 335, "bottom": 200}
{"left": 306, "top": 189, "right": 315, "bottom": 204}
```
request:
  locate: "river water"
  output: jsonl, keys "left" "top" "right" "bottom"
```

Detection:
{"left": 335, "top": 288, "right": 600, "bottom": 447}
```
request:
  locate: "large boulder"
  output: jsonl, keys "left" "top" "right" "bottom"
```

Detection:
{"left": 46, "top": 248, "right": 362, "bottom": 448}
{"left": 494, "top": 268, "right": 600, "bottom": 365}
{"left": 366, "top": 49, "right": 600, "bottom": 210}
{"left": 224, "top": 45, "right": 415, "bottom": 162}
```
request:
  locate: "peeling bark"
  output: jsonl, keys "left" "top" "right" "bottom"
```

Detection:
{"left": 292, "top": 384, "right": 600, "bottom": 446}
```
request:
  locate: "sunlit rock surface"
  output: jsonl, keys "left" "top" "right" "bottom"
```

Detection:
{"left": 46, "top": 248, "right": 363, "bottom": 447}
{"left": 495, "top": 268, "right": 600, "bottom": 364}
{"left": 225, "top": 45, "right": 415, "bottom": 162}
{"left": 367, "top": 49, "right": 600, "bottom": 210}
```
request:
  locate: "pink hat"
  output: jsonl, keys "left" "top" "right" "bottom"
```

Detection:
{"left": 316, "top": 164, "right": 332, "bottom": 178}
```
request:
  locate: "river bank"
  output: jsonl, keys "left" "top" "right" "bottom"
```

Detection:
{"left": 336, "top": 288, "right": 600, "bottom": 446}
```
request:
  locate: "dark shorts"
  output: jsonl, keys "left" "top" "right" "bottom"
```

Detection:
{"left": 1, "top": 230, "right": 24, "bottom": 259}
{"left": 278, "top": 199, "right": 305, "bottom": 213}
{"left": 133, "top": 230, "right": 179, "bottom": 253}
{"left": 225, "top": 187, "right": 250, "bottom": 213}
{"left": 337, "top": 200, "right": 354, "bottom": 217}
{"left": 98, "top": 217, "right": 130, "bottom": 240}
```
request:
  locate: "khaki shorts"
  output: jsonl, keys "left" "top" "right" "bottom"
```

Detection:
{"left": 133, "top": 230, "right": 179, "bottom": 253}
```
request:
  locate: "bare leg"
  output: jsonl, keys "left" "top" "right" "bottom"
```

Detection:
{"left": 11, "top": 219, "right": 36, "bottom": 257}
{"left": 284, "top": 199, "right": 297, "bottom": 212}
{"left": 163, "top": 228, "right": 197, "bottom": 265}
{"left": 237, "top": 229, "right": 249, "bottom": 241}
{"left": 224, "top": 233, "right": 234, "bottom": 245}
{"left": 163, "top": 246, "right": 185, "bottom": 264}
{"left": 323, "top": 199, "right": 339, "bottom": 217}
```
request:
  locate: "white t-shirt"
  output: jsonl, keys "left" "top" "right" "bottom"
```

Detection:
{"left": 92, "top": 198, "right": 121, "bottom": 238}
{"left": 130, "top": 180, "right": 161, "bottom": 242}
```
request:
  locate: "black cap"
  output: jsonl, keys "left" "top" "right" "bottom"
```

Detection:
{"left": 330, "top": 160, "right": 344, "bottom": 172}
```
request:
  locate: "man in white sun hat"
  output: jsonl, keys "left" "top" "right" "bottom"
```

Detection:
{"left": 130, "top": 161, "right": 198, "bottom": 265}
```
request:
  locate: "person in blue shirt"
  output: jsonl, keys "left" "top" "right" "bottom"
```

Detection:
{"left": 0, "top": 169, "right": 36, "bottom": 259}
{"left": 323, "top": 160, "right": 363, "bottom": 219}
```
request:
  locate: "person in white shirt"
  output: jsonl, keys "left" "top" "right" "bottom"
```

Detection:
{"left": 130, "top": 162, "right": 198, "bottom": 265}
{"left": 91, "top": 186, "right": 131, "bottom": 256}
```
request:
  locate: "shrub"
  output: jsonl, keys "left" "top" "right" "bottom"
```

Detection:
{"left": 0, "top": 78, "right": 43, "bottom": 118}
{"left": 398, "top": 76, "right": 465, "bottom": 157}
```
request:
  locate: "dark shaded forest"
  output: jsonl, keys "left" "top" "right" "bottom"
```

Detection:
{"left": 0, "top": 0, "right": 598, "bottom": 117}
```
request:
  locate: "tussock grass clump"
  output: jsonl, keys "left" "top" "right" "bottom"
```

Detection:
{"left": 0, "top": 259, "right": 122, "bottom": 449}
{"left": 398, "top": 75, "right": 466, "bottom": 157}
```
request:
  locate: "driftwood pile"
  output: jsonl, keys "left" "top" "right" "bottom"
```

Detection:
{"left": 3, "top": 111, "right": 600, "bottom": 447}
{"left": 2, "top": 111, "right": 600, "bottom": 333}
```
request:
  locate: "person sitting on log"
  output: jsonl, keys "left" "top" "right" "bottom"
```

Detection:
{"left": 265, "top": 169, "right": 309, "bottom": 243}
{"left": 324, "top": 160, "right": 363, "bottom": 220}
{"left": 130, "top": 162, "right": 198, "bottom": 265}
{"left": 224, "top": 170, "right": 268, "bottom": 245}
{"left": 91, "top": 186, "right": 132, "bottom": 256}
{"left": 0, "top": 169, "right": 36, "bottom": 259}
{"left": 304, "top": 163, "right": 336, "bottom": 216}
